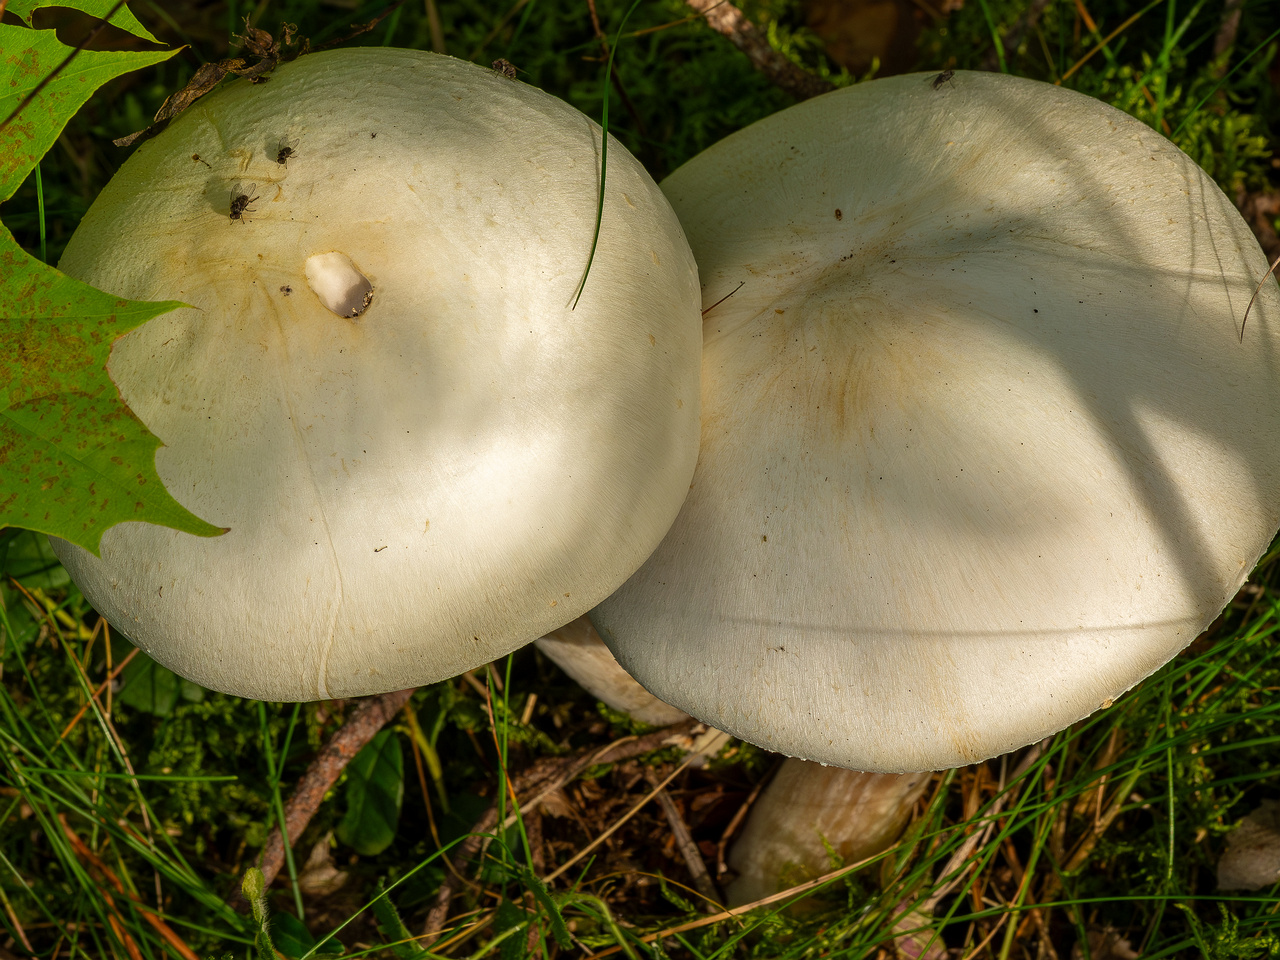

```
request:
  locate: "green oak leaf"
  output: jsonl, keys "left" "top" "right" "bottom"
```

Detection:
{"left": 0, "top": 229, "right": 226, "bottom": 552}
{"left": 1, "top": 23, "right": 175, "bottom": 201}
{"left": 6, "top": 1, "right": 159, "bottom": 45}
{"left": 2, "top": 22, "right": 223, "bottom": 551}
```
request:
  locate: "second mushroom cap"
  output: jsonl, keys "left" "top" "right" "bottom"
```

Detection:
{"left": 592, "top": 71, "right": 1280, "bottom": 773}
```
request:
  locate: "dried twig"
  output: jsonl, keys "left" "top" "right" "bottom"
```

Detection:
{"left": 589, "top": 842, "right": 904, "bottom": 959}
{"left": 254, "top": 688, "right": 416, "bottom": 889}
{"left": 586, "top": 0, "right": 647, "bottom": 135}
{"left": 684, "top": 0, "right": 834, "bottom": 101}
{"left": 425, "top": 0, "right": 445, "bottom": 51}
{"left": 543, "top": 751, "right": 701, "bottom": 883}
{"left": 318, "top": 0, "right": 409, "bottom": 50}
{"left": 715, "top": 755, "right": 781, "bottom": 878}
{"left": 422, "top": 718, "right": 703, "bottom": 939}
{"left": 58, "top": 647, "right": 139, "bottom": 742}
{"left": 646, "top": 770, "right": 719, "bottom": 906}
{"left": 114, "top": 20, "right": 302, "bottom": 147}
{"left": 1213, "top": 0, "right": 1244, "bottom": 60}
{"left": 922, "top": 740, "right": 1049, "bottom": 913}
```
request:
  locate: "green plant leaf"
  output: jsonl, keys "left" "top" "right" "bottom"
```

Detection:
{"left": 6, "top": 2, "right": 159, "bottom": 44}
{"left": 2, "top": 23, "right": 222, "bottom": 552}
{"left": 0, "top": 229, "right": 227, "bottom": 553}
{"left": 117, "top": 649, "right": 204, "bottom": 717}
{"left": 336, "top": 730, "right": 404, "bottom": 857}
{"left": 0, "top": 528, "right": 69, "bottom": 590}
{"left": 371, "top": 878, "right": 425, "bottom": 957}
{"left": 269, "top": 913, "right": 343, "bottom": 960}
{"left": 1, "top": 23, "right": 175, "bottom": 201}
{"left": 496, "top": 897, "right": 530, "bottom": 960}
{"left": 520, "top": 866, "right": 571, "bottom": 949}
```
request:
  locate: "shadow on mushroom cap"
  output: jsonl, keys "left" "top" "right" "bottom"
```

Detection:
{"left": 50, "top": 49, "right": 703, "bottom": 701}
{"left": 592, "top": 71, "right": 1280, "bottom": 773}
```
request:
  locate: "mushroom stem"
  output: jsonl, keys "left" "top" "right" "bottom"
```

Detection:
{"left": 724, "top": 760, "right": 931, "bottom": 905}
{"left": 535, "top": 616, "right": 690, "bottom": 728}
{"left": 537, "top": 617, "right": 932, "bottom": 909}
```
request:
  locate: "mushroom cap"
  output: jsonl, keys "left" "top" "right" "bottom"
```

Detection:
{"left": 52, "top": 48, "right": 702, "bottom": 701}
{"left": 591, "top": 71, "right": 1280, "bottom": 773}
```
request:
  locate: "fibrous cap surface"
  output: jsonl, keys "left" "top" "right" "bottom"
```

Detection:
{"left": 53, "top": 48, "right": 702, "bottom": 701}
{"left": 592, "top": 71, "right": 1280, "bottom": 772}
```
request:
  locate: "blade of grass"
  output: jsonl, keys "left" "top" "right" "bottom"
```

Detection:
{"left": 34, "top": 164, "right": 45, "bottom": 264}
{"left": 570, "top": 0, "right": 644, "bottom": 310}
{"left": 258, "top": 700, "right": 304, "bottom": 921}
{"left": 975, "top": 0, "right": 1008, "bottom": 72}
{"left": 1059, "top": 0, "right": 1163, "bottom": 82}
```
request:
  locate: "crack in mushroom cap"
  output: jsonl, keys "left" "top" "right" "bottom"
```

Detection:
{"left": 51, "top": 48, "right": 702, "bottom": 702}
{"left": 590, "top": 71, "right": 1280, "bottom": 773}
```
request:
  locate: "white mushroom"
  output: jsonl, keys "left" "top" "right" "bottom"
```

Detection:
{"left": 50, "top": 48, "right": 702, "bottom": 701}
{"left": 536, "top": 617, "right": 690, "bottom": 728}
{"left": 536, "top": 617, "right": 920, "bottom": 906}
{"left": 724, "top": 760, "right": 931, "bottom": 905}
{"left": 592, "top": 69, "right": 1280, "bottom": 774}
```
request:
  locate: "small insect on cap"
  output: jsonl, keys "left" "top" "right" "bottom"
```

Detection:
{"left": 52, "top": 48, "right": 702, "bottom": 701}
{"left": 591, "top": 70, "right": 1280, "bottom": 773}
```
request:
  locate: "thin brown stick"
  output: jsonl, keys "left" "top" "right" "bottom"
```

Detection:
{"left": 424, "top": 0, "right": 445, "bottom": 51}
{"left": 1213, "top": 0, "right": 1243, "bottom": 60}
{"left": 922, "top": 740, "right": 1049, "bottom": 913}
{"left": 404, "top": 703, "right": 443, "bottom": 850}
{"left": 684, "top": 0, "right": 834, "bottom": 101}
{"left": 422, "top": 718, "right": 702, "bottom": 939}
{"left": 58, "top": 647, "right": 139, "bottom": 742}
{"left": 255, "top": 687, "right": 416, "bottom": 888}
{"left": 702, "top": 281, "right": 745, "bottom": 319}
{"left": 1237, "top": 249, "right": 1280, "bottom": 343}
{"left": 0, "top": 887, "right": 33, "bottom": 955}
{"left": 957, "top": 910, "right": 1011, "bottom": 960}
{"left": 1003, "top": 835, "right": 1057, "bottom": 954}
{"left": 589, "top": 842, "right": 902, "bottom": 958}
{"left": 317, "top": 0, "right": 409, "bottom": 49}
{"left": 647, "top": 772, "right": 719, "bottom": 906}
{"left": 585, "top": 0, "right": 647, "bottom": 136}
{"left": 1059, "top": 6, "right": 1149, "bottom": 83}
{"left": 715, "top": 755, "right": 781, "bottom": 878}
{"left": 543, "top": 752, "right": 700, "bottom": 883}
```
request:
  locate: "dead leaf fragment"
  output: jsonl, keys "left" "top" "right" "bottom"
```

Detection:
{"left": 1071, "top": 926, "right": 1140, "bottom": 960}
{"left": 1217, "top": 799, "right": 1280, "bottom": 891}
{"left": 297, "top": 833, "right": 348, "bottom": 897}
